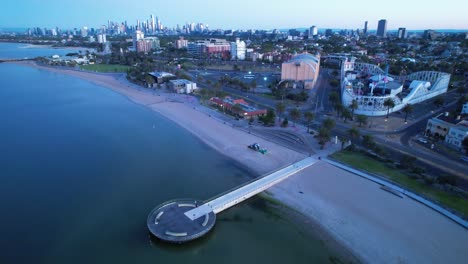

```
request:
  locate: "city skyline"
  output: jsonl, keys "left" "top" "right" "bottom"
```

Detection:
{"left": 2, "top": 0, "right": 468, "bottom": 30}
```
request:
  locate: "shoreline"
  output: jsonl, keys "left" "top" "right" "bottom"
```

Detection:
{"left": 10, "top": 61, "right": 468, "bottom": 263}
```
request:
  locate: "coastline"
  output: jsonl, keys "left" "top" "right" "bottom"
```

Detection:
{"left": 10, "top": 61, "right": 468, "bottom": 263}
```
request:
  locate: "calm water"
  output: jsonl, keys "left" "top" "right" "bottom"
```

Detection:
{"left": 0, "top": 44, "right": 339, "bottom": 263}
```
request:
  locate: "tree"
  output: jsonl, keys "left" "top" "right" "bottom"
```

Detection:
{"left": 335, "top": 103, "right": 344, "bottom": 117}
{"left": 275, "top": 102, "right": 286, "bottom": 122}
{"left": 362, "top": 134, "right": 376, "bottom": 149}
{"left": 457, "top": 86, "right": 466, "bottom": 97}
{"left": 260, "top": 108, "right": 276, "bottom": 126}
{"left": 462, "top": 137, "right": 468, "bottom": 155}
{"left": 322, "top": 118, "right": 336, "bottom": 131}
{"left": 289, "top": 108, "right": 301, "bottom": 126}
{"left": 317, "top": 128, "right": 331, "bottom": 149}
{"left": 383, "top": 98, "right": 395, "bottom": 119}
{"left": 356, "top": 114, "right": 368, "bottom": 127}
{"left": 304, "top": 111, "right": 315, "bottom": 133}
{"left": 340, "top": 137, "right": 348, "bottom": 150}
{"left": 329, "top": 91, "right": 340, "bottom": 108}
{"left": 433, "top": 97, "right": 444, "bottom": 108}
{"left": 341, "top": 108, "right": 352, "bottom": 123}
{"left": 400, "top": 154, "right": 417, "bottom": 169}
{"left": 402, "top": 104, "right": 413, "bottom": 123}
{"left": 349, "top": 99, "right": 358, "bottom": 120}
{"left": 145, "top": 75, "right": 155, "bottom": 88}
{"left": 348, "top": 126, "right": 360, "bottom": 145}
{"left": 213, "top": 81, "right": 222, "bottom": 97}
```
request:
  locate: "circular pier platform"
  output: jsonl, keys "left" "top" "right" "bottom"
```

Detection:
{"left": 147, "top": 199, "right": 216, "bottom": 243}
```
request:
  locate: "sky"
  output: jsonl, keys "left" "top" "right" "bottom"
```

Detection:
{"left": 1, "top": 0, "right": 467, "bottom": 30}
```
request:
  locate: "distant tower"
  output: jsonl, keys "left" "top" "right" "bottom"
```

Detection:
{"left": 150, "top": 15, "right": 156, "bottom": 32}
{"left": 398, "top": 27, "right": 407, "bottom": 39}
{"left": 377, "top": 19, "right": 387, "bottom": 37}
{"left": 309, "top": 26, "right": 318, "bottom": 38}
{"left": 364, "top": 21, "right": 368, "bottom": 34}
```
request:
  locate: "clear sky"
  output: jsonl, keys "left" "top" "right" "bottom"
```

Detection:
{"left": 2, "top": 0, "right": 467, "bottom": 30}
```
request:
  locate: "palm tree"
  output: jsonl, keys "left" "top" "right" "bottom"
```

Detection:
{"left": 289, "top": 108, "right": 301, "bottom": 127}
{"left": 340, "top": 137, "right": 348, "bottom": 150}
{"left": 304, "top": 111, "right": 315, "bottom": 133}
{"left": 355, "top": 114, "right": 368, "bottom": 127}
{"left": 329, "top": 91, "right": 339, "bottom": 109}
{"left": 275, "top": 102, "right": 286, "bottom": 122}
{"left": 349, "top": 99, "right": 358, "bottom": 120}
{"left": 348, "top": 126, "right": 360, "bottom": 145}
{"left": 336, "top": 103, "right": 345, "bottom": 117}
{"left": 317, "top": 128, "right": 331, "bottom": 149}
{"left": 434, "top": 97, "right": 444, "bottom": 108}
{"left": 383, "top": 98, "right": 395, "bottom": 119}
{"left": 362, "top": 134, "right": 375, "bottom": 149}
{"left": 402, "top": 104, "right": 413, "bottom": 123}
{"left": 322, "top": 117, "right": 336, "bottom": 131}
{"left": 341, "top": 108, "right": 352, "bottom": 123}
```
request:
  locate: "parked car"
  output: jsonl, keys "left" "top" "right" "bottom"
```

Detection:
{"left": 417, "top": 138, "right": 428, "bottom": 144}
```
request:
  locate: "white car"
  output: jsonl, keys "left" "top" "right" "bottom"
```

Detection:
{"left": 417, "top": 138, "right": 428, "bottom": 144}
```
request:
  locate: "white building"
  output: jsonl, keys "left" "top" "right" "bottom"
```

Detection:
{"left": 230, "top": 38, "right": 246, "bottom": 60}
{"left": 446, "top": 121, "right": 468, "bottom": 150}
{"left": 97, "top": 34, "right": 107, "bottom": 44}
{"left": 133, "top": 30, "right": 144, "bottom": 49}
{"left": 309, "top": 26, "right": 318, "bottom": 38}
{"left": 81, "top": 27, "right": 88, "bottom": 37}
{"left": 169, "top": 79, "right": 197, "bottom": 94}
{"left": 462, "top": 103, "right": 468, "bottom": 115}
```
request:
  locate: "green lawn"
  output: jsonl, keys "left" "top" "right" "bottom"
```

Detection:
{"left": 80, "top": 64, "right": 130, "bottom": 73}
{"left": 331, "top": 151, "right": 468, "bottom": 217}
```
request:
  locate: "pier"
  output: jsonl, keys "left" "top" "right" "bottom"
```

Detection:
{"left": 147, "top": 157, "right": 318, "bottom": 243}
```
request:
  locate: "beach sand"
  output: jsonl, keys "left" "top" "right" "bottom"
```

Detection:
{"left": 13, "top": 61, "right": 468, "bottom": 263}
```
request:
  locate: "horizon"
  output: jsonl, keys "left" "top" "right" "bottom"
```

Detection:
{"left": 2, "top": 0, "right": 468, "bottom": 31}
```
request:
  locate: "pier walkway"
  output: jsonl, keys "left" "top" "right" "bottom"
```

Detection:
{"left": 185, "top": 157, "right": 318, "bottom": 220}
{"left": 148, "top": 156, "right": 318, "bottom": 243}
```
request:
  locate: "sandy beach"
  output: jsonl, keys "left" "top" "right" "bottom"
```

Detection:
{"left": 12, "top": 61, "right": 468, "bottom": 263}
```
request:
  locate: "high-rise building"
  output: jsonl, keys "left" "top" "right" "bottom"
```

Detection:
{"left": 230, "top": 38, "right": 246, "bottom": 60}
{"left": 150, "top": 15, "right": 156, "bottom": 32}
{"left": 175, "top": 37, "right": 188, "bottom": 49}
{"left": 377, "top": 19, "right": 387, "bottom": 37}
{"left": 397, "top": 27, "right": 407, "bottom": 39}
{"left": 364, "top": 21, "right": 368, "bottom": 34}
{"left": 133, "top": 30, "right": 144, "bottom": 49}
{"left": 97, "top": 33, "right": 107, "bottom": 44}
{"left": 309, "top": 26, "right": 318, "bottom": 38}
{"left": 81, "top": 27, "right": 88, "bottom": 37}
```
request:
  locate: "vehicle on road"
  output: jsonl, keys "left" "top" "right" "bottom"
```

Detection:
{"left": 461, "top": 156, "right": 468, "bottom": 163}
{"left": 417, "top": 138, "right": 428, "bottom": 144}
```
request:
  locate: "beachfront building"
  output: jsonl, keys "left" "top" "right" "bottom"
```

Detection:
{"left": 187, "top": 39, "right": 231, "bottom": 59}
{"left": 338, "top": 56, "right": 450, "bottom": 117}
{"left": 281, "top": 53, "right": 321, "bottom": 89}
{"left": 230, "top": 38, "right": 246, "bottom": 60}
{"left": 210, "top": 97, "right": 267, "bottom": 118}
{"left": 148, "top": 72, "right": 177, "bottom": 85}
{"left": 168, "top": 79, "right": 197, "bottom": 94}
{"left": 136, "top": 37, "right": 160, "bottom": 53}
{"left": 425, "top": 107, "right": 468, "bottom": 151}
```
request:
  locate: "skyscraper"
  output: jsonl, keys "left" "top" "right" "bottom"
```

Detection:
{"left": 364, "top": 21, "right": 368, "bottom": 34}
{"left": 397, "top": 28, "right": 407, "bottom": 39}
{"left": 150, "top": 15, "right": 155, "bottom": 32}
{"left": 377, "top": 19, "right": 387, "bottom": 37}
{"left": 309, "top": 26, "right": 318, "bottom": 38}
